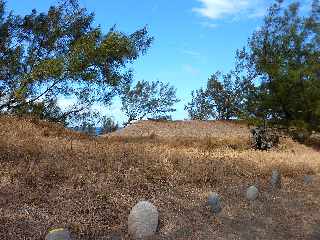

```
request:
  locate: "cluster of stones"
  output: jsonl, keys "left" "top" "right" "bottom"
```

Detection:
{"left": 245, "top": 169, "right": 282, "bottom": 201}
{"left": 45, "top": 170, "right": 314, "bottom": 240}
{"left": 251, "top": 126, "right": 280, "bottom": 150}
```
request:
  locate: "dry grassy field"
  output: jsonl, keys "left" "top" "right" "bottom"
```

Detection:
{"left": 1, "top": 116, "right": 320, "bottom": 239}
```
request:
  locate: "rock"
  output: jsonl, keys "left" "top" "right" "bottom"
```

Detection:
{"left": 304, "top": 175, "right": 313, "bottom": 184}
{"left": 270, "top": 170, "right": 281, "bottom": 189}
{"left": 208, "top": 192, "right": 222, "bottom": 214}
{"left": 309, "top": 133, "right": 320, "bottom": 145}
{"left": 108, "top": 233, "right": 122, "bottom": 240}
{"left": 246, "top": 186, "right": 259, "bottom": 201}
{"left": 128, "top": 201, "right": 159, "bottom": 239}
{"left": 45, "top": 228, "right": 71, "bottom": 240}
{"left": 250, "top": 127, "right": 279, "bottom": 150}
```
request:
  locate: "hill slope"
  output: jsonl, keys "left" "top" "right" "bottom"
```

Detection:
{"left": 108, "top": 120, "right": 249, "bottom": 139}
{"left": 1, "top": 116, "right": 320, "bottom": 239}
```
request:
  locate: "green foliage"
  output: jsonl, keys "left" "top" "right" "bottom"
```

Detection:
{"left": 13, "top": 99, "right": 66, "bottom": 123}
{"left": 206, "top": 72, "right": 243, "bottom": 120}
{"left": 100, "top": 116, "right": 118, "bottom": 133}
{"left": 184, "top": 88, "right": 211, "bottom": 120}
{"left": 186, "top": 0, "right": 320, "bottom": 132}
{"left": 0, "top": 0, "right": 153, "bottom": 125}
{"left": 238, "top": 0, "right": 320, "bottom": 129}
{"left": 185, "top": 71, "right": 253, "bottom": 120}
{"left": 120, "top": 80, "right": 179, "bottom": 125}
{"left": 79, "top": 121, "right": 96, "bottom": 136}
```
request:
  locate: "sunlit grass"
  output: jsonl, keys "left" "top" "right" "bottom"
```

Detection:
{"left": 1, "top": 116, "right": 319, "bottom": 239}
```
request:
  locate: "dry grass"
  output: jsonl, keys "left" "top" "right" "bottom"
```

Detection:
{"left": 1, "top": 116, "right": 320, "bottom": 239}
{"left": 108, "top": 120, "right": 250, "bottom": 139}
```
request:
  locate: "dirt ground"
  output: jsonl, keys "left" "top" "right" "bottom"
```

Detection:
{"left": 0, "top": 117, "right": 320, "bottom": 239}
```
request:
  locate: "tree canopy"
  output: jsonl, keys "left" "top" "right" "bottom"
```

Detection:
{"left": 185, "top": 71, "right": 248, "bottom": 120}
{"left": 120, "top": 80, "right": 179, "bottom": 125}
{"left": 239, "top": 0, "right": 320, "bottom": 129}
{"left": 186, "top": 0, "right": 320, "bottom": 130}
{"left": 184, "top": 88, "right": 211, "bottom": 120}
{"left": 2, "top": 0, "right": 320, "bottom": 131}
{"left": 0, "top": 0, "right": 153, "bottom": 124}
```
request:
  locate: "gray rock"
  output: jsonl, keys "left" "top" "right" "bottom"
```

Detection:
{"left": 246, "top": 186, "right": 259, "bottom": 201}
{"left": 309, "top": 133, "right": 320, "bottom": 144}
{"left": 175, "top": 228, "right": 193, "bottom": 238}
{"left": 108, "top": 233, "right": 122, "bottom": 240}
{"left": 45, "top": 228, "right": 71, "bottom": 240}
{"left": 208, "top": 192, "right": 222, "bottom": 214}
{"left": 271, "top": 170, "right": 281, "bottom": 189}
{"left": 304, "top": 175, "right": 313, "bottom": 184}
{"left": 128, "top": 201, "right": 159, "bottom": 239}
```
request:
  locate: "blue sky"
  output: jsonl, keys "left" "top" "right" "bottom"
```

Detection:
{"left": 7, "top": 0, "right": 311, "bottom": 123}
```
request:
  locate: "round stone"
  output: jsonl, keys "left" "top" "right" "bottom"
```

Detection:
{"left": 208, "top": 192, "right": 222, "bottom": 214}
{"left": 246, "top": 185, "right": 259, "bottom": 201}
{"left": 304, "top": 175, "right": 313, "bottom": 184}
{"left": 128, "top": 201, "right": 159, "bottom": 239}
{"left": 45, "top": 228, "right": 71, "bottom": 240}
{"left": 271, "top": 170, "right": 281, "bottom": 189}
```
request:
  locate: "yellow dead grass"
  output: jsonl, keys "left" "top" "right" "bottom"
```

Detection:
{"left": 0, "top": 116, "right": 320, "bottom": 239}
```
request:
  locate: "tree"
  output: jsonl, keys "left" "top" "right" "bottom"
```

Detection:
{"left": 0, "top": 0, "right": 153, "bottom": 124}
{"left": 187, "top": 0, "right": 320, "bottom": 130}
{"left": 79, "top": 121, "right": 96, "bottom": 135}
{"left": 238, "top": 0, "right": 320, "bottom": 129}
{"left": 120, "top": 80, "right": 179, "bottom": 125}
{"left": 100, "top": 116, "right": 118, "bottom": 133}
{"left": 206, "top": 72, "right": 242, "bottom": 120}
{"left": 184, "top": 88, "right": 211, "bottom": 120}
{"left": 185, "top": 71, "right": 247, "bottom": 120}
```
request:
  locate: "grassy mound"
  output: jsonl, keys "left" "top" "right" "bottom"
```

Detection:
{"left": 0, "top": 116, "right": 320, "bottom": 239}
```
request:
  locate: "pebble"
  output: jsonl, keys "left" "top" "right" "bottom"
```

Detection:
{"left": 246, "top": 186, "right": 259, "bottom": 201}
{"left": 271, "top": 170, "right": 281, "bottom": 189}
{"left": 208, "top": 192, "right": 222, "bottom": 214}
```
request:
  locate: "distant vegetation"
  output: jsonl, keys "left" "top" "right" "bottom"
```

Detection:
{"left": 120, "top": 80, "right": 179, "bottom": 125}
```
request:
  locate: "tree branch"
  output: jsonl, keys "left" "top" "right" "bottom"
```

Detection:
{"left": 25, "top": 79, "right": 61, "bottom": 105}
